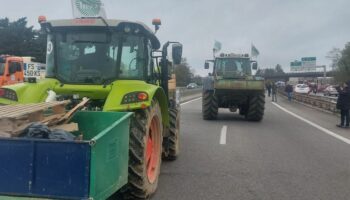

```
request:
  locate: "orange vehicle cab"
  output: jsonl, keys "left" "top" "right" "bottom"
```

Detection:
{"left": 0, "top": 56, "right": 24, "bottom": 87}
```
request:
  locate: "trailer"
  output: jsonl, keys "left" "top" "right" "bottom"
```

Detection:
{"left": 0, "top": 111, "right": 132, "bottom": 200}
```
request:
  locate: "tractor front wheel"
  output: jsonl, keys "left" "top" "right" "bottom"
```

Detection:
{"left": 127, "top": 100, "right": 163, "bottom": 199}
{"left": 163, "top": 108, "right": 180, "bottom": 161}
{"left": 245, "top": 92, "right": 265, "bottom": 121}
{"left": 202, "top": 90, "right": 218, "bottom": 120}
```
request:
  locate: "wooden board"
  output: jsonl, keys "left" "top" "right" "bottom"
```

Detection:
{"left": 0, "top": 101, "right": 70, "bottom": 136}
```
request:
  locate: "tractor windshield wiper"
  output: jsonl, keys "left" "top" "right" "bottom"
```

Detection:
{"left": 102, "top": 77, "right": 118, "bottom": 87}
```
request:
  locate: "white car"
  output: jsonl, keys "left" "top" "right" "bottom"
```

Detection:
{"left": 323, "top": 85, "right": 339, "bottom": 96}
{"left": 294, "top": 84, "right": 310, "bottom": 94}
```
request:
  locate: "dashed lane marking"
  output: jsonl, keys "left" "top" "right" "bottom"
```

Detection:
{"left": 272, "top": 102, "right": 350, "bottom": 145}
{"left": 180, "top": 97, "right": 202, "bottom": 105}
{"left": 220, "top": 125, "right": 227, "bottom": 145}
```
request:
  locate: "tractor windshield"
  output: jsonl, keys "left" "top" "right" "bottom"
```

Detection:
{"left": 215, "top": 58, "right": 251, "bottom": 77}
{"left": 0, "top": 63, "right": 5, "bottom": 76}
{"left": 46, "top": 31, "right": 147, "bottom": 84}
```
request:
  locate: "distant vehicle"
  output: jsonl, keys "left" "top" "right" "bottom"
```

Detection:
{"left": 186, "top": 83, "right": 198, "bottom": 89}
{"left": 318, "top": 84, "right": 330, "bottom": 92}
{"left": 294, "top": 84, "right": 310, "bottom": 94}
{"left": 0, "top": 55, "right": 24, "bottom": 87}
{"left": 323, "top": 85, "right": 338, "bottom": 96}
{"left": 275, "top": 81, "right": 285, "bottom": 87}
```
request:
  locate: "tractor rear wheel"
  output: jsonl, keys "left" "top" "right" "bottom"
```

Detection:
{"left": 127, "top": 100, "right": 163, "bottom": 199}
{"left": 163, "top": 108, "right": 180, "bottom": 161}
{"left": 202, "top": 90, "right": 218, "bottom": 120}
{"left": 245, "top": 92, "right": 265, "bottom": 121}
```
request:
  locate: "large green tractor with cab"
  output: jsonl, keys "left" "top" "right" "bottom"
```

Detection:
{"left": 202, "top": 53, "right": 265, "bottom": 121}
{"left": 0, "top": 16, "right": 182, "bottom": 199}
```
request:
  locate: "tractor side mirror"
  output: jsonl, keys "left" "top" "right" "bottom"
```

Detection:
{"left": 204, "top": 62, "right": 209, "bottom": 69}
{"left": 172, "top": 43, "right": 183, "bottom": 65}
{"left": 251, "top": 62, "right": 258, "bottom": 70}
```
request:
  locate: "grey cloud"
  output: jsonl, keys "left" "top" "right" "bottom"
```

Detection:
{"left": 2, "top": 0, "right": 350, "bottom": 75}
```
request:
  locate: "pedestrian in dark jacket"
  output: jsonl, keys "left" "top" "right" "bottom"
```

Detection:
{"left": 336, "top": 81, "right": 350, "bottom": 128}
{"left": 272, "top": 82, "right": 277, "bottom": 102}
{"left": 285, "top": 83, "right": 293, "bottom": 102}
{"left": 266, "top": 82, "right": 272, "bottom": 97}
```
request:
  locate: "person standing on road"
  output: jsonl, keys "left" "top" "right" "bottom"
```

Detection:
{"left": 266, "top": 82, "right": 272, "bottom": 97}
{"left": 336, "top": 81, "right": 350, "bottom": 128}
{"left": 285, "top": 83, "right": 293, "bottom": 102}
{"left": 272, "top": 82, "right": 277, "bottom": 102}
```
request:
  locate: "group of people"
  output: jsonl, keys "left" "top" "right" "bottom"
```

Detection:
{"left": 266, "top": 80, "right": 350, "bottom": 129}
{"left": 266, "top": 82, "right": 278, "bottom": 102}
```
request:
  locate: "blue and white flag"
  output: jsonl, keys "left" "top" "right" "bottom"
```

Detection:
{"left": 213, "top": 40, "right": 222, "bottom": 53}
{"left": 72, "top": 0, "right": 107, "bottom": 19}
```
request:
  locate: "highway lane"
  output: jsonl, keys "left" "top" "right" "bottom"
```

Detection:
{"left": 152, "top": 97, "right": 350, "bottom": 200}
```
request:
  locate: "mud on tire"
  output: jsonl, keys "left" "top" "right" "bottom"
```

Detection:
{"left": 202, "top": 90, "right": 218, "bottom": 120}
{"left": 163, "top": 108, "right": 180, "bottom": 161}
{"left": 246, "top": 92, "right": 265, "bottom": 121}
{"left": 126, "top": 100, "right": 163, "bottom": 199}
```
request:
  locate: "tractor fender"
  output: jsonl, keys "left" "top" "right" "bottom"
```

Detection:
{"left": 203, "top": 76, "right": 215, "bottom": 91}
{"left": 0, "top": 79, "right": 58, "bottom": 104}
{"left": 103, "top": 80, "right": 170, "bottom": 128}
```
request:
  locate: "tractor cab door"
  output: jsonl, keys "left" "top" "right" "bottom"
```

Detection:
{"left": 6, "top": 61, "right": 23, "bottom": 85}
{"left": 0, "top": 62, "right": 5, "bottom": 86}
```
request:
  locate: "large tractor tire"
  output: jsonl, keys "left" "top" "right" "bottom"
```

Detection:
{"left": 163, "top": 108, "right": 180, "bottom": 161}
{"left": 245, "top": 92, "right": 265, "bottom": 121}
{"left": 202, "top": 90, "right": 218, "bottom": 120}
{"left": 126, "top": 100, "right": 163, "bottom": 199}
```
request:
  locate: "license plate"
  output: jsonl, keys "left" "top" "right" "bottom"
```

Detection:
{"left": 25, "top": 63, "right": 40, "bottom": 77}
{"left": 25, "top": 70, "right": 40, "bottom": 77}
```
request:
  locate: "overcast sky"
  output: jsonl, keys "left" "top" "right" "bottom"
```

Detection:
{"left": 2, "top": 0, "right": 350, "bottom": 75}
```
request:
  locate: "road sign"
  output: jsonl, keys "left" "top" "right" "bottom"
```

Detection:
{"left": 290, "top": 57, "right": 317, "bottom": 72}
{"left": 301, "top": 57, "right": 316, "bottom": 72}
{"left": 290, "top": 61, "right": 302, "bottom": 72}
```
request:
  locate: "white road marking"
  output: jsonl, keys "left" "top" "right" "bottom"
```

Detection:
{"left": 272, "top": 102, "right": 350, "bottom": 145}
{"left": 180, "top": 97, "right": 202, "bottom": 105}
{"left": 220, "top": 125, "right": 228, "bottom": 145}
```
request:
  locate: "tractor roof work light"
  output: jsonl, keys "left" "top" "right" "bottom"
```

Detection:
{"left": 152, "top": 18, "right": 161, "bottom": 33}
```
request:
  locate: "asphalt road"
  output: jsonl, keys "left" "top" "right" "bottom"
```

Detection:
{"left": 151, "top": 95, "right": 350, "bottom": 200}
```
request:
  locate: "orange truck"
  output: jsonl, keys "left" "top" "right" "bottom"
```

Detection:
{"left": 0, "top": 55, "right": 24, "bottom": 87}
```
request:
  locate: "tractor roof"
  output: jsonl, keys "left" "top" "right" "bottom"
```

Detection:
{"left": 217, "top": 53, "right": 250, "bottom": 59}
{"left": 45, "top": 18, "right": 161, "bottom": 49}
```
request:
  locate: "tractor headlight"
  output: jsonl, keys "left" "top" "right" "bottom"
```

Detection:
{"left": 0, "top": 88, "right": 18, "bottom": 101}
{"left": 122, "top": 92, "right": 148, "bottom": 104}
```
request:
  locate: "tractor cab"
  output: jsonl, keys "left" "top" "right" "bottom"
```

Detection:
{"left": 0, "top": 55, "right": 24, "bottom": 87}
{"left": 41, "top": 18, "right": 161, "bottom": 85}
{"left": 205, "top": 53, "right": 257, "bottom": 79}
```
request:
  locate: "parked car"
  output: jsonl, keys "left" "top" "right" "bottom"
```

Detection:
{"left": 323, "top": 85, "right": 338, "bottom": 96}
{"left": 186, "top": 83, "right": 198, "bottom": 89}
{"left": 275, "top": 81, "right": 285, "bottom": 87}
{"left": 317, "top": 84, "right": 330, "bottom": 92}
{"left": 294, "top": 84, "right": 310, "bottom": 94}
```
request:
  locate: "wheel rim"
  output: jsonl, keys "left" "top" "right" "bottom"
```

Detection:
{"left": 146, "top": 116, "right": 161, "bottom": 184}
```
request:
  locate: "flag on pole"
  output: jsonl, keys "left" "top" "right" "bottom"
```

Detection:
{"left": 251, "top": 44, "right": 260, "bottom": 57}
{"left": 72, "top": 0, "right": 107, "bottom": 19}
{"left": 213, "top": 40, "right": 222, "bottom": 53}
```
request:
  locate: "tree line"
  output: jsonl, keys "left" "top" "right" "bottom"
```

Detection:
{"left": 174, "top": 58, "right": 202, "bottom": 87}
{"left": 327, "top": 43, "right": 350, "bottom": 83}
{"left": 256, "top": 64, "right": 285, "bottom": 77}
{"left": 0, "top": 17, "right": 46, "bottom": 62}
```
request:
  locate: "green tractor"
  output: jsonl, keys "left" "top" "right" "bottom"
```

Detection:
{"left": 202, "top": 53, "right": 265, "bottom": 121}
{"left": 0, "top": 17, "right": 182, "bottom": 199}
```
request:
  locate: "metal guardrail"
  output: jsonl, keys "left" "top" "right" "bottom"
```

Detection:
{"left": 178, "top": 87, "right": 202, "bottom": 97}
{"left": 278, "top": 88, "right": 338, "bottom": 113}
